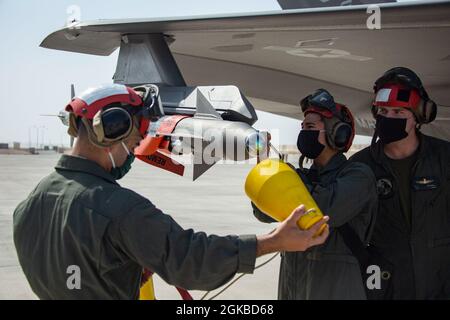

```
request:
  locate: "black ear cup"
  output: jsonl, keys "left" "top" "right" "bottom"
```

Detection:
{"left": 330, "top": 122, "right": 352, "bottom": 150}
{"left": 92, "top": 107, "right": 133, "bottom": 144}
{"left": 324, "top": 114, "right": 353, "bottom": 152}
{"left": 419, "top": 100, "right": 437, "bottom": 124}
{"left": 334, "top": 123, "right": 353, "bottom": 149}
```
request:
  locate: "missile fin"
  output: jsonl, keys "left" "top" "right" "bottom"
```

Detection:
{"left": 194, "top": 89, "right": 221, "bottom": 119}
{"left": 192, "top": 140, "right": 218, "bottom": 180}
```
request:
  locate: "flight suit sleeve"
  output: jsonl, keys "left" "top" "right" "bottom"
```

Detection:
{"left": 116, "top": 200, "right": 257, "bottom": 291}
{"left": 311, "top": 162, "right": 377, "bottom": 228}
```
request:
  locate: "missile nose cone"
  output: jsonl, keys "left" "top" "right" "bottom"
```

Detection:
{"left": 245, "top": 131, "right": 268, "bottom": 157}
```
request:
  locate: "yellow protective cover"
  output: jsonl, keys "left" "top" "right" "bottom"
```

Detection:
{"left": 139, "top": 276, "right": 156, "bottom": 300}
{"left": 245, "top": 159, "right": 326, "bottom": 234}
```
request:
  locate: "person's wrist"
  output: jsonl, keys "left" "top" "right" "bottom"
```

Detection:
{"left": 256, "top": 232, "right": 279, "bottom": 257}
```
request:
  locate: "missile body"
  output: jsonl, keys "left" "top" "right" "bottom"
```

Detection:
{"left": 171, "top": 116, "right": 267, "bottom": 163}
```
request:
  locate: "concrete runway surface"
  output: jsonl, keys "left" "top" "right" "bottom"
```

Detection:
{"left": 0, "top": 152, "right": 281, "bottom": 300}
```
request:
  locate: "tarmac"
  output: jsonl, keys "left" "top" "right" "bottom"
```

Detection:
{"left": 0, "top": 152, "right": 280, "bottom": 300}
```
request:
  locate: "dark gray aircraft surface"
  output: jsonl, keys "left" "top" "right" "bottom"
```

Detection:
{"left": 40, "top": 0, "right": 450, "bottom": 177}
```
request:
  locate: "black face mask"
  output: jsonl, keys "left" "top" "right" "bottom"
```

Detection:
{"left": 297, "top": 130, "right": 325, "bottom": 159}
{"left": 376, "top": 115, "right": 408, "bottom": 144}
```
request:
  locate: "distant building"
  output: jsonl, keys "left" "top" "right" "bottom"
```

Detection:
{"left": 0, "top": 143, "right": 9, "bottom": 149}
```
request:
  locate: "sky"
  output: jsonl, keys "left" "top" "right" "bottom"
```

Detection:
{"left": 0, "top": 0, "right": 417, "bottom": 147}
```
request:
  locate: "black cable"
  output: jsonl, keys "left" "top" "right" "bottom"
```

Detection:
{"left": 200, "top": 252, "right": 280, "bottom": 300}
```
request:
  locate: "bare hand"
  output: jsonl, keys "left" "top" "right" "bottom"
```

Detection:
{"left": 256, "top": 205, "right": 329, "bottom": 257}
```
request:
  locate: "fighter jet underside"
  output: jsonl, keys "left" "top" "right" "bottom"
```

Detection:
{"left": 41, "top": 0, "right": 450, "bottom": 145}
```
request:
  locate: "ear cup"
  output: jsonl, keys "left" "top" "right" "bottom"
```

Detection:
{"left": 332, "top": 122, "right": 353, "bottom": 150}
{"left": 420, "top": 99, "right": 437, "bottom": 124}
{"left": 324, "top": 116, "right": 353, "bottom": 151}
{"left": 92, "top": 107, "right": 134, "bottom": 144}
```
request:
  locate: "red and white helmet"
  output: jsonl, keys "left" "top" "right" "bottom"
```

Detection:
{"left": 66, "top": 84, "right": 152, "bottom": 146}
{"left": 372, "top": 67, "right": 437, "bottom": 124}
{"left": 66, "top": 83, "right": 143, "bottom": 119}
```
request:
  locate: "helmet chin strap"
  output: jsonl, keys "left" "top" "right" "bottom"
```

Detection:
{"left": 121, "top": 141, "right": 131, "bottom": 156}
{"left": 107, "top": 151, "right": 117, "bottom": 169}
{"left": 107, "top": 142, "right": 131, "bottom": 169}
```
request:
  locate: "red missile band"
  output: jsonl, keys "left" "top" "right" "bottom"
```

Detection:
{"left": 134, "top": 115, "right": 190, "bottom": 156}
{"left": 136, "top": 151, "right": 185, "bottom": 176}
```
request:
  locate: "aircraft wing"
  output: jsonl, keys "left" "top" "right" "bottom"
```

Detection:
{"left": 41, "top": 0, "right": 450, "bottom": 140}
